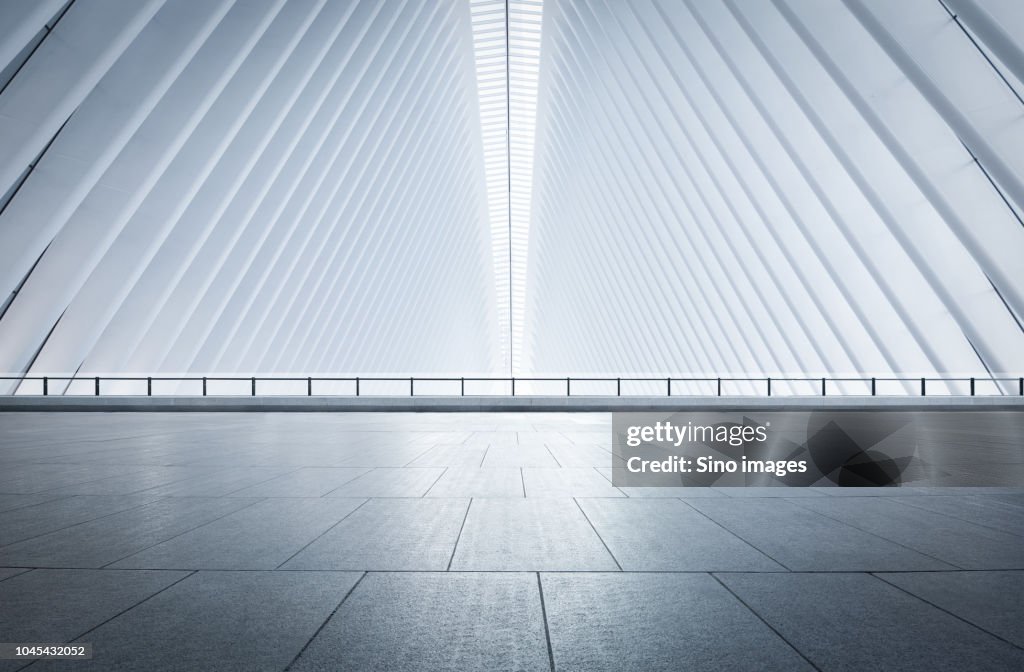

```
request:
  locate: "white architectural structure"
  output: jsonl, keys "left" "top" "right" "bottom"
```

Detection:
{"left": 0, "top": 0, "right": 1021, "bottom": 393}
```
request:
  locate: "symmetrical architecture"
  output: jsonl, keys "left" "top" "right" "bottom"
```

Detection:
{"left": 1, "top": 0, "right": 1021, "bottom": 393}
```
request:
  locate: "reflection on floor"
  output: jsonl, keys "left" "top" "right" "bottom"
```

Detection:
{"left": 0, "top": 412, "right": 1021, "bottom": 671}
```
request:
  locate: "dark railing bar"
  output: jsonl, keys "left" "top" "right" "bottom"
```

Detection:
{"left": 2, "top": 374, "right": 1022, "bottom": 398}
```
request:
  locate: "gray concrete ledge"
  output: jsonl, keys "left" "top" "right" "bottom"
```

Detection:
{"left": 1, "top": 395, "right": 1023, "bottom": 412}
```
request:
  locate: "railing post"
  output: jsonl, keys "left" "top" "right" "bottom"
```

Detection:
{"left": 147, "top": 376, "right": 152, "bottom": 396}
{"left": 566, "top": 377, "right": 570, "bottom": 396}
{"left": 251, "top": 377, "right": 256, "bottom": 397}
{"left": 461, "top": 377, "right": 465, "bottom": 396}
{"left": 43, "top": 376, "right": 48, "bottom": 396}
{"left": 920, "top": 377, "right": 926, "bottom": 396}
{"left": 822, "top": 377, "right": 826, "bottom": 397}
{"left": 95, "top": 376, "right": 100, "bottom": 396}
{"left": 970, "top": 377, "right": 975, "bottom": 396}
{"left": 511, "top": 377, "right": 515, "bottom": 397}
{"left": 356, "top": 377, "right": 360, "bottom": 396}
{"left": 1020, "top": 377, "right": 1023, "bottom": 396}
{"left": 717, "top": 377, "right": 721, "bottom": 397}
{"left": 767, "top": 377, "right": 771, "bottom": 397}
{"left": 617, "top": 377, "right": 621, "bottom": 397}
{"left": 871, "top": 377, "right": 876, "bottom": 396}
{"left": 410, "top": 377, "right": 414, "bottom": 396}
{"left": 307, "top": 377, "right": 312, "bottom": 397}
{"left": 202, "top": 377, "right": 207, "bottom": 397}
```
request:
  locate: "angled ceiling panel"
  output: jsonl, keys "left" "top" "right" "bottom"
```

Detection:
{"left": 0, "top": 0, "right": 500, "bottom": 391}
{"left": 521, "top": 0, "right": 1024, "bottom": 391}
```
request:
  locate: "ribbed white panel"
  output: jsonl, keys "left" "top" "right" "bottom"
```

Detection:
{"left": 522, "top": 0, "right": 1024, "bottom": 389}
{"left": 0, "top": 0, "right": 499, "bottom": 390}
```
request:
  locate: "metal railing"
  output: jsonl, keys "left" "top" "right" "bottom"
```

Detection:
{"left": 0, "top": 375, "right": 1022, "bottom": 397}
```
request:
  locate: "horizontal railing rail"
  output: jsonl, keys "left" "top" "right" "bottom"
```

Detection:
{"left": 0, "top": 375, "right": 1021, "bottom": 397}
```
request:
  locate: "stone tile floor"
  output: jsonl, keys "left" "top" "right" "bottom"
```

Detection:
{"left": 0, "top": 411, "right": 1020, "bottom": 671}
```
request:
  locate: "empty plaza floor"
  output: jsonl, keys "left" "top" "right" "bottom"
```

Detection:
{"left": 0, "top": 411, "right": 1021, "bottom": 671}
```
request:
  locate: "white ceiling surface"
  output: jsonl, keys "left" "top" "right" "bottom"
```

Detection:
{"left": 521, "top": 0, "right": 1024, "bottom": 390}
{"left": 0, "top": 0, "right": 1021, "bottom": 391}
{"left": 0, "top": 0, "right": 500, "bottom": 392}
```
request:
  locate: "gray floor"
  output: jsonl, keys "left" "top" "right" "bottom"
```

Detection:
{"left": 0, "top": 411, "right": 1020, "bottom": 671}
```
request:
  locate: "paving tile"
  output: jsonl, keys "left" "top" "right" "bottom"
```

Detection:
{"left": 545, "top": 444, "right": 613, "bottom": 467}
{"left": 819, "top": 486, "right": 931, "bottom": 496}
{"left": 425, "top": 467, "right": 524, "bottom": 497}
{"left": 523, "top": 468, "right": 624, "bottom": 497}
{"left": 895, "top": 495, "right": 1024, "bottom": 536}
{"left": 712, "top": 487, "right": 830, "bottom": 497}
{"left": 876, "top": 571, "right": 1024, "bottom": 647}
{"left": 110, "top": 498, "right": 365, "bottom": 569}
{"left": 0, "top": 497, "right": 260, "bottom": 568}
{"left": 577, "top": 498, "right": 782, "bottom": 571}
{"left": 450, "top": 499, "right": 619, "bottom": 571}
{"left": 0, "top": 493, "right": 68, "bottom": 513}
{"left": 136, "top": 466, "right": 299, "bottom": 497}
{"left": 225, "top": 467, "right": 370, "bottom": 497}
{"left": 0, "top": 465, "right": 152, "bottom": 494}
{"left": 407, "top": 444, "right": 487, "bottom": 467}
{"left": 39, "top": 466, "right": 218, "bottom": 496}
{"left": 324, "top": 467, "right": 445, "bottom": 497}
{"left": 543, "top": 573, "right": 814, "bottom": 672}
{"left": 687, "top": 498, "right": 953, "bottom": 571}
{"left": 290, "top": 572, "right": 549, "bottom": 672}
{"left": 481, "top": 445, "right": 559, "bottom": 467}
{"left": 0, "top": 567, "right": 30, "bottom": 581}
{"left": 794, "top": 496, "right": 1024, "bottom": 569}
{"left": 282, "top": 498, "right": 469, "bottom": 570}
{"left": 718, "top": 573, "right": 1024, "bottom": 671}
{"left": 0, "top": 495, "right": 163, "bottom": 546}
{"left": 0, "top": 569, "right": 189, "bottom": 672}
{"left": 32, "top": 571, "right": 362, "bottom": 672}
{"left": 335, "top": 447, "right": 434, "bottom": 468}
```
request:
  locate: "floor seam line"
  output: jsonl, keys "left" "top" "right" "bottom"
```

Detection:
{"left": 572, "top": 497, "right": 622, "bottom": 571}
{"left": 422, "top": 466, "right": 449, "bottom": 497}
{"left": 274, "top": 498, "right": 371, "bottom": 570}
{"left": 446, "top": 498, "right": 473, "bottom": 571}
{"left": 284, "top": 571, "right": 367, "bottom": 671}
{"left": 869, "top": 572, "right": 1024, "bottom": 651}
{"left": 543, "top": 443, "right": 562, "bottom": 468}
{"left": 536, "top": 572, "right": 556, "bottom": 672}
{"left": 677, "top": 497, "right": 793, "bottom": 571}
{"left": 785, "top": 498, "right": 965, "bottom": 569}
{"left": 710, "top": 572, "right": 823, "bottom": 672}
{"left": 98, "top": 497, "right": 268, "bottom": 569}
{"left": 0, "top": 496, "right": 174, "bottom": 551}
{"left": 19, "top": 569, "right": 200, "bottom": 670}
{"left": 891, "top": 496, "right": 1024, "bottom": 538}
